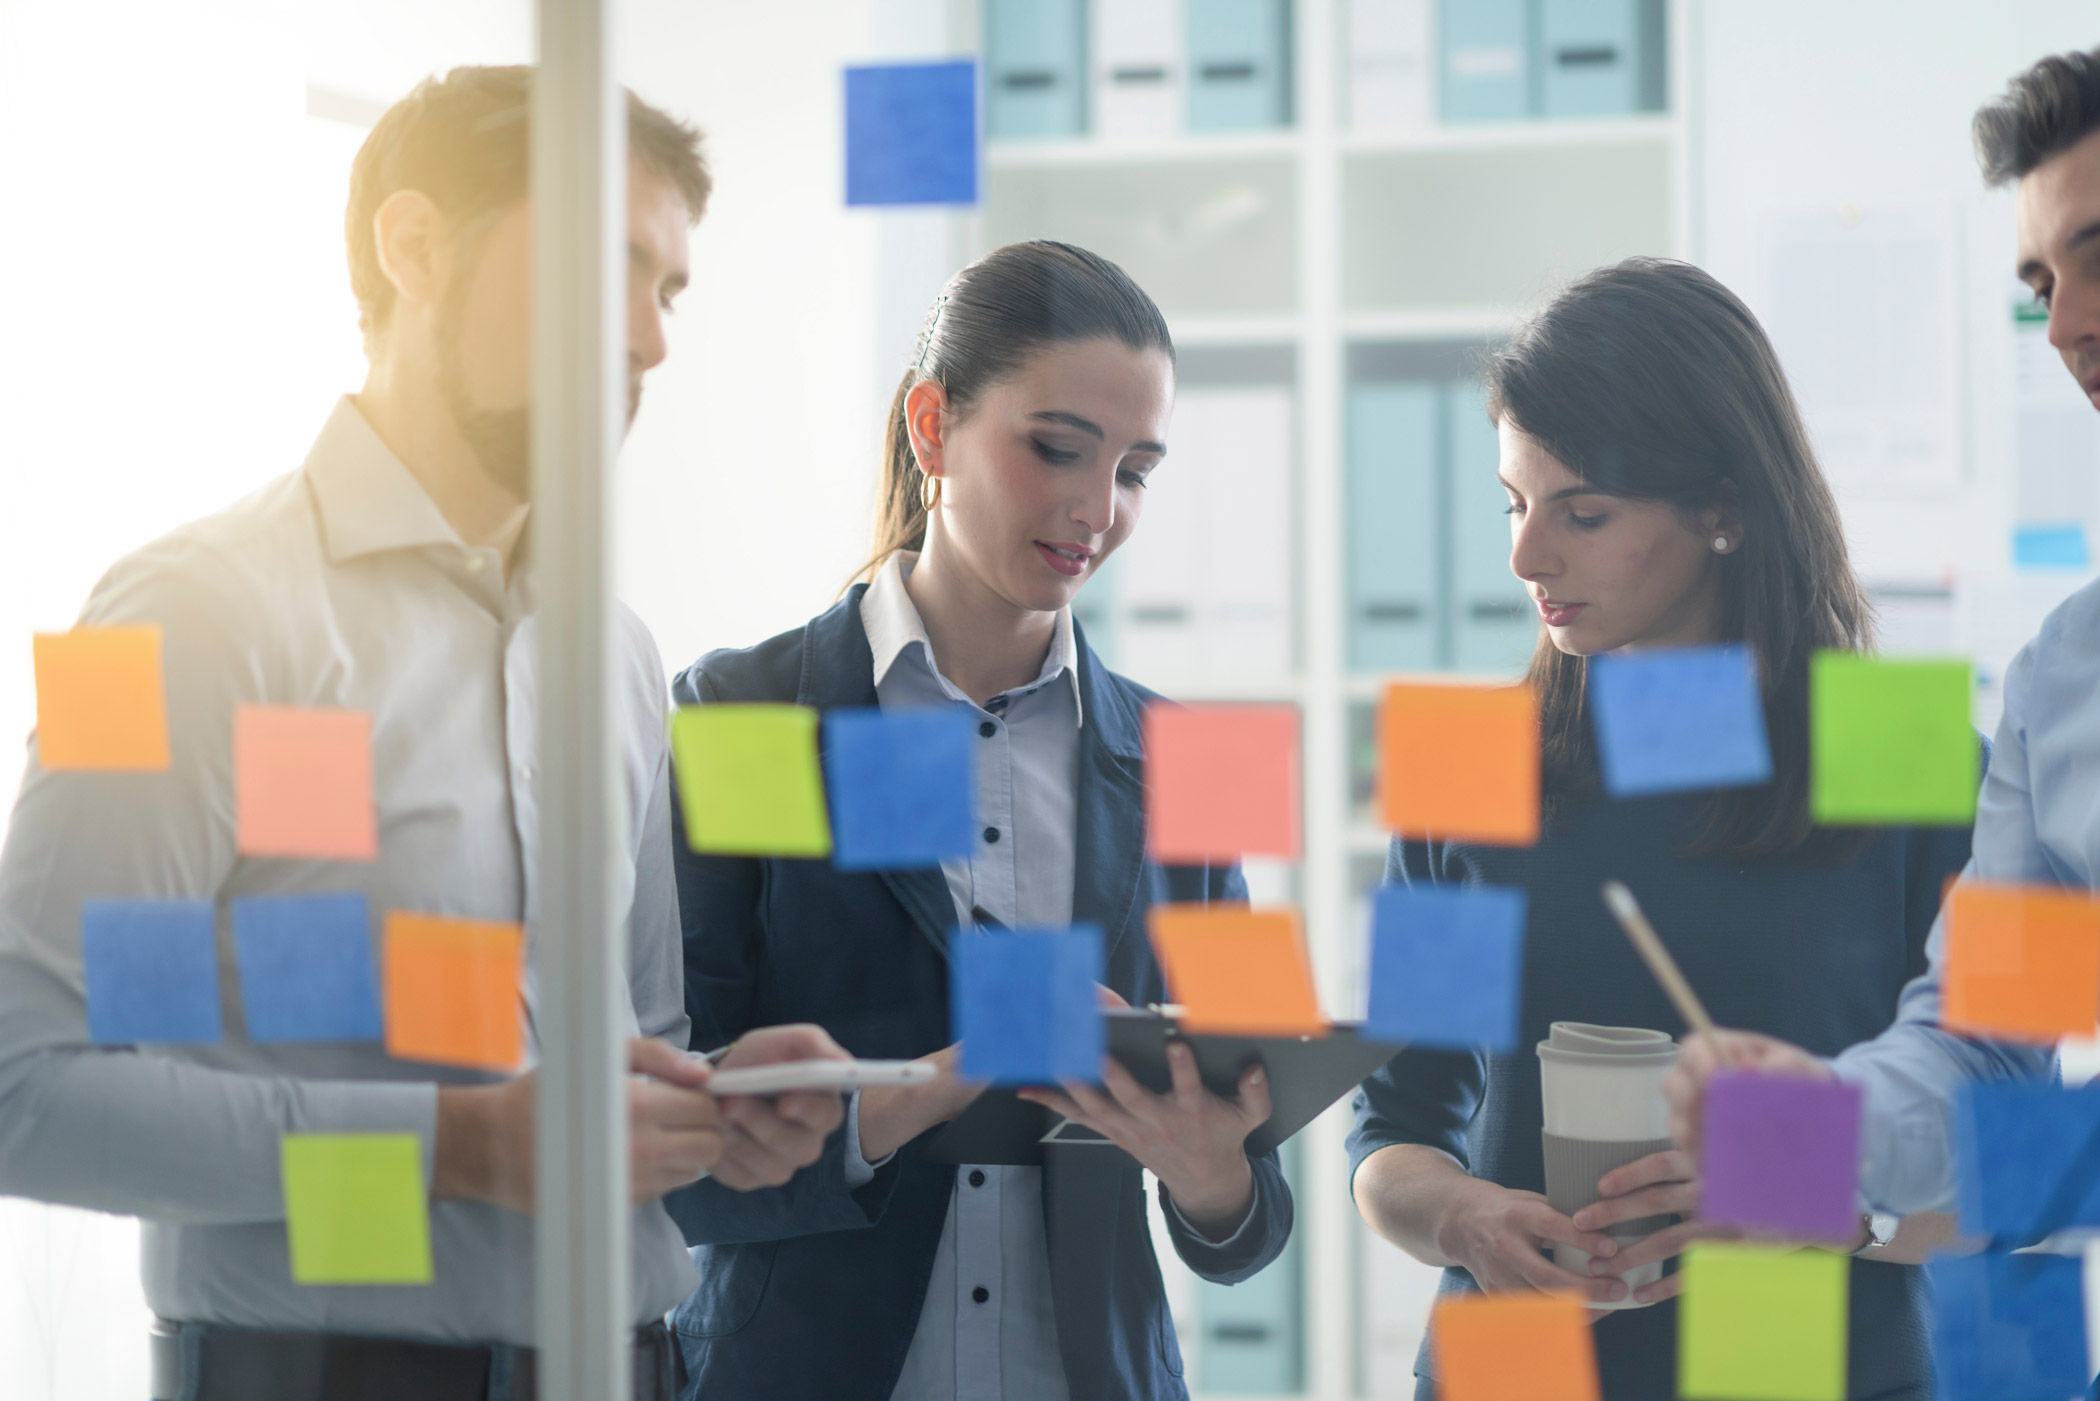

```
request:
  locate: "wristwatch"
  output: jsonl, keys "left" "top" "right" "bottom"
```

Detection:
{"left": 1852, "top": 1211, "right": 1899, "bottom": 1257}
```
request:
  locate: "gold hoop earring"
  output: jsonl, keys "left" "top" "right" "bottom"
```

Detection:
{"left": 920, "top": 472, "right": 941, "bottom": 512}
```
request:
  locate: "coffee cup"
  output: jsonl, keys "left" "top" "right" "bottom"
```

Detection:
{"left": 1536, "top": 1021, "right": 1680, "bottom": 1309}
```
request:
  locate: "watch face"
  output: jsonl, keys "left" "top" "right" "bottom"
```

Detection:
{"left": 1868, "top": 1213, "right": 1899, "bottom": 1246}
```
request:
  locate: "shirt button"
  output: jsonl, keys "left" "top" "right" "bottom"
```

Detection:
{"left": 983, "top": 827, "right": 1000, "bottom": 844}
{"left": 968, "top": 1169, "right": 986, "bottom": 1188}
{"left": 979, "top": 721, "right": 996, "bottom": 739}
{"left": 971, "top": 1286, "right": 990, "bottom": 1304}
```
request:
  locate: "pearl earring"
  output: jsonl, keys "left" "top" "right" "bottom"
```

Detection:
{"left": 1713, "top": 536, "right": 1730, "bottom": 553}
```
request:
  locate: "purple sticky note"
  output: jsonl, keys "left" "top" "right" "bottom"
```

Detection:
{"left": 1700, "top": 1072, "right": 1863, "bottom": 1240}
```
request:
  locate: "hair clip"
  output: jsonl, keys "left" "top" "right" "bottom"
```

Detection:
{"left": 914, "top": 293, "right": 951, "bottom": 373}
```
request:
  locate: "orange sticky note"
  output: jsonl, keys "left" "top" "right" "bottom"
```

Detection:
{"left": 383, "top": 912, "right": 525, "bottom": 1070}
{"left": 31, "top": 626, "right": 171, "bottom": 771}
{"left": 1379, "top": 682, "right": 1539, "bottom": 846}
{"left": 1943, "top": 883, "right": 2100, "bottom": 1043}
{"left": 1144, "top": 703, "right": 1301, "bottom": 863}
{"left": 234, "top": 706, "right": 377, "bottom": 861}
{"left": 1431, "top": 1292, "right": 1601, "bottom": 1401}
{"left": 1147, "top": 905, "right": 1325, "bottom": 1036}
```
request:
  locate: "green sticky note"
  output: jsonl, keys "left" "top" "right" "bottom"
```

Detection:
{"left": 670, "top": 704, "right": 833, "bottom": 858}
{"left": 1810, "top": 653, "right": 1976, "bottom": 825}
{"left": 281, "top": 1133, "right": 433, "bottom": 1285}
{"left": 1678, "top": 1242, "right": 1848, "bottom": 1401}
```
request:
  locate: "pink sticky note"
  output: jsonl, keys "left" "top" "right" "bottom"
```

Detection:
{"left": 1699, "top": 1072, "right": 1862, "bottom": 1242}
{"left": 1143, "top": 703, "right": 1301, "bottom": 863}
{"left": 234, "top": 706, "right": 377, "bottom": 861}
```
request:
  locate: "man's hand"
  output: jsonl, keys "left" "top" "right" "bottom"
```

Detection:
{"left": 1664, "top": 1029, "right": 1835, "bottom": 1157}
{"left": 1434, "top": 1176, "right": 1630, "bottom": 1306}
{"left": 706, "top": 1024, "right": 852, "bottom": 1191}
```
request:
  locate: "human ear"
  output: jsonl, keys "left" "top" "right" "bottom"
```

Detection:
{"left": 903, "top": 379, "right": 952, "bottom": 480}
{"left": 1698, "top": 479, "right": 1742, "bottom": 553}
{"left": 371, "top": 189, "right": 445, "bottom": 313}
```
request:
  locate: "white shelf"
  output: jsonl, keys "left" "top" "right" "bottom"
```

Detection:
{"left": 1340, "top": 111, "right": 1676, "bottom": 156}
{"left": 987, "top": 128, "right": 1302, "bottom": 169}
{"left": 1172, "top": 314, "right": 1303, "bottom": 347}
{"left": 1342, "top": 307, "right": 1524, "bottom": 341}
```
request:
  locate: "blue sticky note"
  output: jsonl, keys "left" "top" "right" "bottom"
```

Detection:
{"left": 1930, "top": 1252, "right": 2089, "bottom": 1401}
{"left": 954, "top": 924, "right": 1103, "bottom": 1084}
{"left": 232, "top": 892, "right": 383, "bottom": 1044}
{"left": 2014, "top": 523, "right": 2090, "bottom": 570}
{"left": 845, "top": 60, "right": 979, "bottom": 207}
{"left": 82, "top": 899, "right": 221, "bottom": 1044}
{"left": 823, "top": 706, "right": 977, "bottom": 870}
{"left": 1955, "top": 1081, "right": 2100, "bottom": 1240}
{"left": 1364, "top": 885, "right": 1526, "bottom": 1053}
{"left": 1588, "top": 643, "right": 1773, "bottom": 798}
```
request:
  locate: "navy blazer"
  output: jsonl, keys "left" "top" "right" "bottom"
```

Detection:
{"left": 660, "top": 587, "right": 1293, "bottom": 1401}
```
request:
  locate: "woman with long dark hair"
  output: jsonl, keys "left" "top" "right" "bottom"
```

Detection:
{"left": 661, "top": 240, "right": 1293, "bottom": 1401}
{"left": 1348, "top": 258, "right": 1972, "bottom": 1400}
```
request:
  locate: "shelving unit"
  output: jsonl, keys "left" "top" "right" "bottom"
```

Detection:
{"left": 969, "top": 3, "right": 1696, "bottom": 1395}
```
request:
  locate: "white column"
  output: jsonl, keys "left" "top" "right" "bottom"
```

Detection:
{"left": 532, "top": 2, "right": 633, "bottom": 1399}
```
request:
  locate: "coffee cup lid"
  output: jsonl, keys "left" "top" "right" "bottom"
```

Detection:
{"left": 1536, "top": 1020, "right": 1679, "bottom": 1066}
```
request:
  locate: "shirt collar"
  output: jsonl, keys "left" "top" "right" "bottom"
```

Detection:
{"left": 861, "top": 551, "right": 1084, "bottom": 725}
{"left": 304, "top": 396, "right": 474, "bottom": 564}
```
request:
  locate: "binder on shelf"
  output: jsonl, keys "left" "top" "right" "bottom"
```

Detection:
{"left": 1347, "top": 0, "right": 1433, "bottom": 132}
{"left": 985, "top": 0, "right": 1088, "bottom": 140}
{"left": 1437, "top": 0, "right": 1531, "bottom": 123}
{"left": 1346, "top": 382, "right": 1442, "bottom": 673}
{"left": 1186, "top": 0, "right": 1294, "bottom": 132}
{"left": 1539, "top": 0, "right": 1663, "bottom": 117}
{"left": 1446, "top": 380, "right": 1540, "bottom": 674}
{"left": 1092, "top": 0, "right": 1181, "bottom": 141}
{"left": 1198, "top": 1136, "right": 1305, "bottom": 1392}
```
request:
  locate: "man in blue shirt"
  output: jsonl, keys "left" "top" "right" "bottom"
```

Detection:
{"left": 1666, "top": 48, "right": 2100, "bottom": 1239}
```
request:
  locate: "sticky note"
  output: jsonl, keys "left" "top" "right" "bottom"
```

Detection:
{"left": 1809, "top": 653, "right": 1976, "bottom": 825}
{"left": 81, "top": 899, "right": 221, "bottom": 1044}
{"left": 1698, "top": 1072, "right": 1863, "bottom": 1241}
{"left": 1942, "top": 882, "right": 2100, "bottom": 1043}
{"left": 232, "top": 892, "right": 383, "bottom": 1044}
{"left": 1587, "top": 644, "right": 1772, "bottom": 798}
{"left": 670, "top": 704, "right": 832, "bottom": 859}
{"left": 1379, "top": 683, "right": 1538, "bottom": 846}
{"left": 1144, "top": 703, "right": 1301, "bottom": 863}
{"left": 234, "top": 706, "right": 377, "bottom": 861}
{"left": 2013, "top": 523, "right": 2089, "bottom": 570}
{"left": 280, "top": 1133, "right": 432, "bottom": 1285}
{"left": 1930, "top": 1252, "right": 2088, "bottom": 1401}
{"left": 1365, "top": 885, "right": 1526, "bottom": 1052}
{"left": 1677, "top": 1243, "right": 1847, "bottom": 1401}
{"left": 1429, "top": 1292, "right": 1601, "bottom": 1401}
{"left": 1148, "top": 905, "right": 1325, "bottom": 1036}
{"left": 1954, "top": 1081, "right": 2100, "bottom": 1240}
{"left": 844, "top": 60, "right": 979, "bottom": 207}
{"left": 32, "top": 626, "right": 170, "bottom": 771}
{"left": 823, "top": 706, "right": 976, "bottom": 870}
{"left": 953, "top": 924, "right": 1104, "bottom": 1083}
{"left": 382, "top": 912, "right": 524, "bottom": 1071}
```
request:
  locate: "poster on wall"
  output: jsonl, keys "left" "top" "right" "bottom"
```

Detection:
{"left": 1757, "top": 204, "right": 1963, "bottom": 496}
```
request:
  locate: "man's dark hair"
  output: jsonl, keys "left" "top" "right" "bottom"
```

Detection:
{"left": 1974, "top": 47, "right": 2100, "bottom": 187}
{"left": 346, "top": 65, "right": 710, "bottom": 353}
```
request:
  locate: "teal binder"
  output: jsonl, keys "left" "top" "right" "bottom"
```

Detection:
{"left": 1186, "top": 0, "right": 1294, "bottom": 132}
{"left": 1346, "top": 382, "right": 1442, "bottom": 673}
{"left": 985, "top": 0, "right": 1087, "bottom": 139}
{"left": 1437, "top": 0, "right": 1533, "bottom": 122}
{"left": 1446, "top": 381, "right": 1540, "bottom": 674}
{"left": 1195, "top": 1136, "right": 1304, "bottom": 1392}
{"left": 1539, "top": 0, "right": 1660, "bottom": 117}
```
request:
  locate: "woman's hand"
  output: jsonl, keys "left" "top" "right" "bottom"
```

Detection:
{"left": 1434, "top": 1176, "right": 1630, "bottom": 1306}
{"left": 1572, "top": 1148, "right": 1740, "bottom": 1305}
{"left": 1018, "top": 1041, "right": 1271, "bottom": 1234}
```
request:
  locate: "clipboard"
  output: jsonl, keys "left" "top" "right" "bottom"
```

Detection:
{"left": 923, "top": 1008, "right": 1402, "bottom": 1167}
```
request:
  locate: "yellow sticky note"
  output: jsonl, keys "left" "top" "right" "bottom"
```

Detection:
{"left": 234, "top": 705, "right": 378, "bottom": 861}
{"left": 1678, "top": 1242, "right": 1848, "bottom": 1401}
{"left": 383, "top": 912, "right": 525, "bottom": 1071}
{"left": 670, "top": 704, "right": 832, "bottom": 858}
{"left": 280, "top": 1133, "right": 432, "bottom": 1285}
{"left": 1431, "top": 1292, "right": 1600, "bottom": 1401}
{"left": 31, "top": 626, "right": 171, "bottom": 771}
{"left": 1147, "top": 905, "right": 1325, "bottom": 1036}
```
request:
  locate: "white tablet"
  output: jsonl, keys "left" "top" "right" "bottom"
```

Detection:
{"left": 704, "top": 1059, "right": 938, "bottom": 1096}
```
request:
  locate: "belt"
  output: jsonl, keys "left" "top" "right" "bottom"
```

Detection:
{"left": 150, "top": 1318, "right": 676, "bottom": 1401}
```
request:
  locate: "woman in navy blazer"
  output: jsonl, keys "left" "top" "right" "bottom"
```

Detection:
{"left": 662, "top": 241, "right": 1294, "bottom": 1401}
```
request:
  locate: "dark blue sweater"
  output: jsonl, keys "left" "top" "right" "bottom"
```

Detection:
{"left": 1346, "top": 791, "right": 1973, "bottom": 1401}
